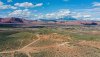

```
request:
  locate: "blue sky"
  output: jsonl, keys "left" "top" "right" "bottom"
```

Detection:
{"left": 0, "top": 0, "right": 100, "bottom": 20}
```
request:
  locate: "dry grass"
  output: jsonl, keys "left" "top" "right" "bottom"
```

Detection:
{"left": 0, "top": 28, "right": 100, "bottom": 57}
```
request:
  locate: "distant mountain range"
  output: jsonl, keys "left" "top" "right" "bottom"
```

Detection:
{"left": 0, "top": 17, "right": 100, "bottom": 28}
{"left": 0, "top": 17, "right": 31, "bottom": 27}
{"left": 0, "top": 17, "right": 30, "bottom": 24}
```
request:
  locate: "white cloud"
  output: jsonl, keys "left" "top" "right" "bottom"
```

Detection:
{"left": 93, "top": 2, "right": 100, "bottom": 7}
{"left": 10, "top": 6, "right": 17, "bottom": 9}
{"left": 71, "top": 11, "right": 93, "bottom": 21}
{"left": 0, "top": 1, "right": 42, "bottom": 10}
{"left": 73, "top": 13, "right": 91, "bottom": 18}
{"left": 9, "top": 9, "right": 31, "bottom": 18}
{"left": 0, "top": 1, "right": 17, "bottom": 10}
{"left": 94, "top": 18, "right": 100, "bottom": 21}
{"left": 82, "top": 14, "right": 92, "bottom": 20}
{"left": 0, "top": 1, "right": 3, "bottom": 6}
{"left": 74, "top": 10, "right": 100, "bottom": 21}
{"left": 80, "top": 5, "right": 100, "bottom": 21}
{"left": 72, "top": 13, "right": 82, "bottom": 18}
{"left": 83, "top": 15, "right": 91, "bottom": 18}
{"left": 0, "top": 5, "right": 17, "bottom": 9}
{"left": 14, "top": 2, "right": 43, "bottom": 8}
{"left": 36, "top": 9, "right": 71, "bottom": 19}
{"left": 35, "top": 3, "right": 43, "bottom": 7}
{"left": 14, "top": 2, "right": 33, "bottom": 8}
{"left": 7, "top": 0, "right": 13, "bottom": 2}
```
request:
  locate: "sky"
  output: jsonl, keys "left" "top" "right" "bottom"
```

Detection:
{"left": 0, "top": 0, "right": 100, "bottom": 21}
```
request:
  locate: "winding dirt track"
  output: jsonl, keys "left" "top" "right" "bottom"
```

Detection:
{"left": 21, "top": 38, "right": 40, "bottom": 50}
{"left": 0, "top": 36, "right": 69, "bottom": 57}
{"left": 0, "top": 34, "right": 100, "bottom": 57}
{"left": 0, "top": 37, "right": 40, "bottom": 57}
{"left": 0, "top": 38, "right": 39, "bottom": 52}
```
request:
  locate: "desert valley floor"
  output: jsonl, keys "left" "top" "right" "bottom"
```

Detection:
{"left": 0, "top": 27, "right": 100, "bottom": 57}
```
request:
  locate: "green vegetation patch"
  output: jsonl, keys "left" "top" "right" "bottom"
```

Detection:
{"left": 0, "top": 31, "right": 38, "bottom": 51}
